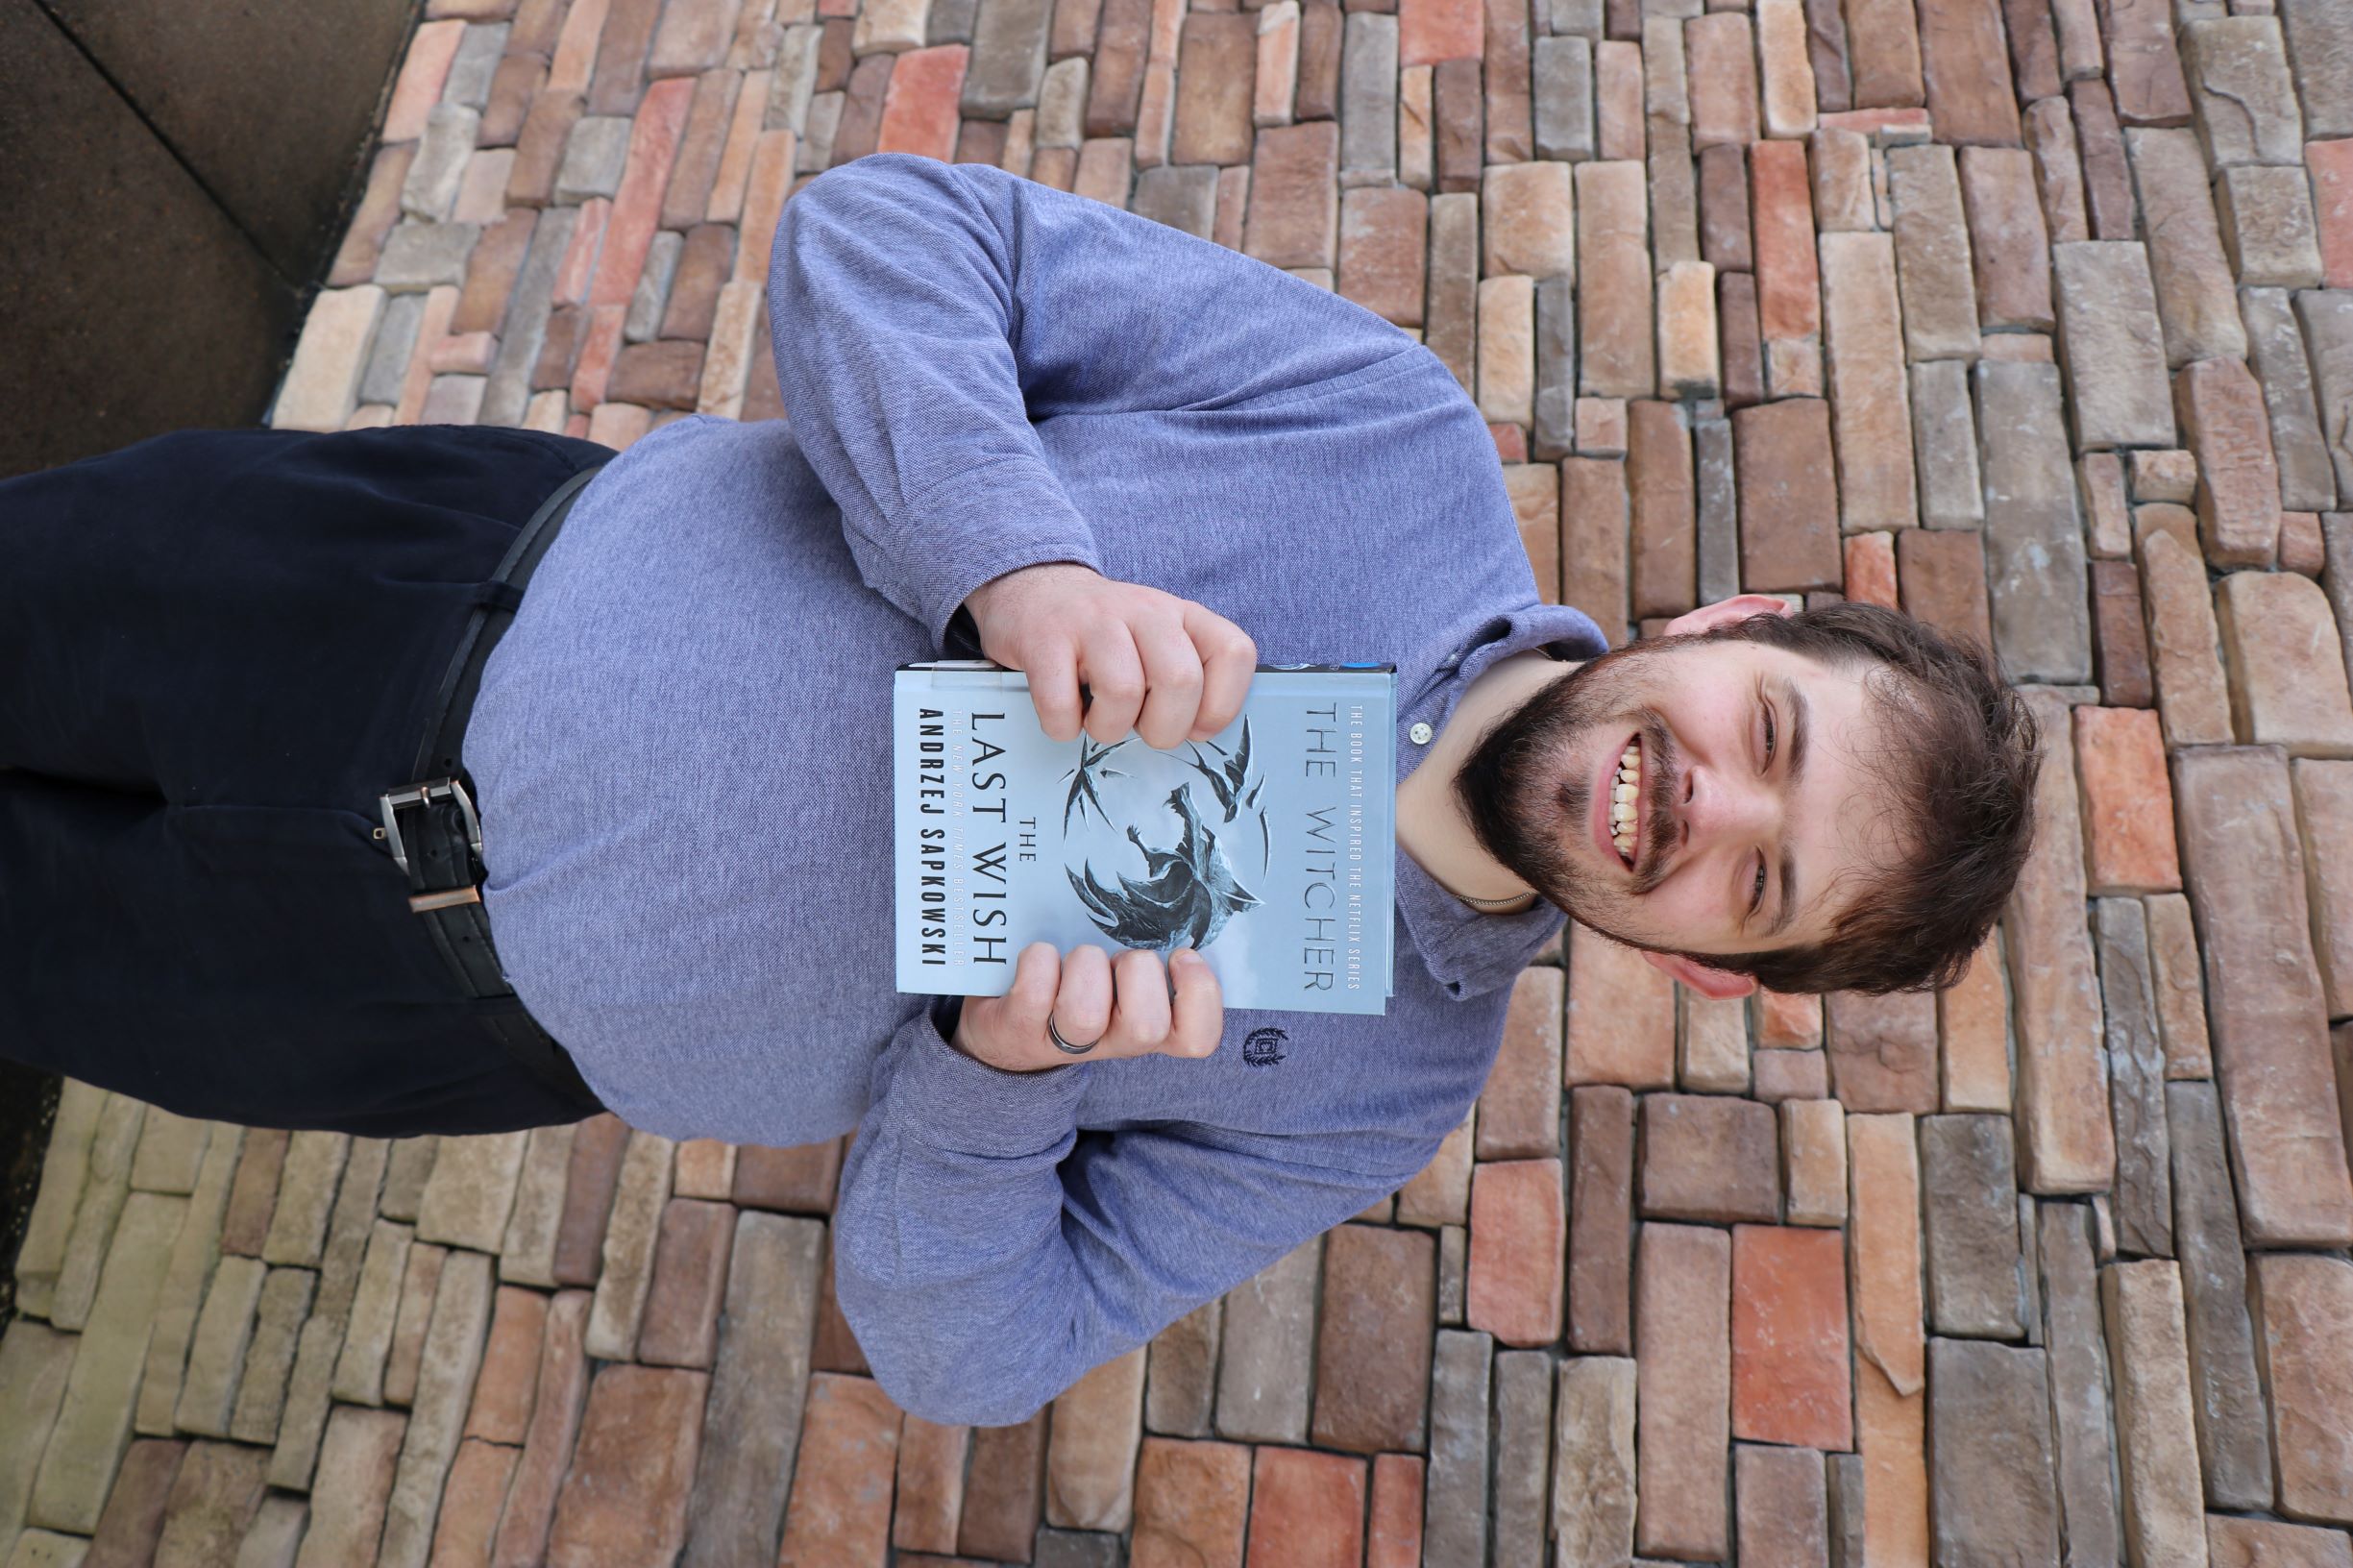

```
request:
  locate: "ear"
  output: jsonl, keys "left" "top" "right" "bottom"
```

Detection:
{"left": 1659, "top": 593, "right": 1799, "bottom": 639}
{"left": 1638, "top": 947, "right": 1760, "bottom": 999}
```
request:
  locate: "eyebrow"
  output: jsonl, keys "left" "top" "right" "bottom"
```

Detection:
{"left": 1766, "top": 677, "right": 1810, "bottom": 939}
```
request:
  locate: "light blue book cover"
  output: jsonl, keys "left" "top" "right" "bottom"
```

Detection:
{"left": 894, "top": 660, "right": 1397, "bottom": 1016}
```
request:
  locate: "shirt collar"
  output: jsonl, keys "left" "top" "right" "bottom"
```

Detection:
{"left": 1394, "top": 602, "right": 1610, "bottom": 999}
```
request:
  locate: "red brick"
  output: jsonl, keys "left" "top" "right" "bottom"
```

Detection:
{"left": 812, "top": 1242, "right": 870, "bottom": 1375}
{"left": 1635, "top": 1223, "right": 1732, "bottom": 1560}
{"left": 219, "top": 1128, "right": 290, "bottom": 1258}
{"left": 1433, "top": 57, "right": 1483, "bottom": 195}
{"left": 1753, "top": 989, "right": 1824, "bottom": 1049}
{"left": 775, "top": 1374, "right": 904, "bottom": 1562}
{"left": 451, "top": 208, "right": 537, "bottom": 336}
{"left": 331, "top": 145, "right": 421, "bottom": 285}
{"left": 1172, "top": 13, "right": 1257, "bottom": 166}
{"left": 1565, "top": 921, "right": 1675, "bottom": 1087}
{"left": 2174, "top": 357, "right": 2285, "bottom": 570}
{"left": 489, "top": 1289, "right": 590, "bottom": 1566}
{"left": 732, "top": 1138, "right": 845, "bottom": 1214}
{"left": 1399, "top": 0, "right": 1481, "bottom": 66}
{"left": 2312, "top": 138, "right": 2353, "bottom": 289}
{"left": 1482, "top": 0, "right": 1531, "bottom": 162}
{"left": 1046, "top": 1347, "right": 1146, "bottom": 1530}
{"left": 387, "top": 19, "right": 468, "bottom": 141}
{"left": 1843, "top": 529, "right": 1898, "bottom": 608}
{"left": 2103, "top": 0, "right": 2192, "bottom": 125}
{"left": 876, "top": 44, "right": 969, "bottom": 160}
{"left": 1753, "top": 1047, "right": 1830, "bottom": 1102}
{"left": 481, "top": 53, "right": 549, "bottom": 149}
{"left": 1477, "top": 967, "right": 1562, "bottom": 1159}
{"left": 1629, "top": 401, "right": 1696, "bottom": 619}
{"left": 1939, "top": 934, "right": 2013, "bottom": 1114}
{"left": 1558, "top": 457, "right": 1630, "bottom": 642}
{"left": 428, "top": 1437, "right": 520, "bottom": 1568}
{"left": 635, "top": 1197, "right": 734, "bottom": 1369}
{"left": 1338, "top": 186, "right": 1428, "bottom": 329}
{"left": 2071, "top": 706, "right": 2181, "bottom": 894}
{"left": 1311, "top": 1224, "right": 1436, "bottom": 1452}
{"left": 1243, "top": 121, "right": 1340, "bottom": 269}
{"left": 86, "top": 1437, "right": 186, "bottom": 1568}
{"left": 1568, "top": 1085, "right": 1635, "bottom": 1354}
{"left": 1244, "top": 1447, "right": 1366, "bottom": 1568}
{"left": 586, "top": 0, "right": 666, "bottom": 114}
{"left": 1896, "top": 526, "right": 1993, "bottom": 651}
{"left": 1733, "top": 397, "right": 1842, "bottom": 594}
{"left": 2091, "top": 557, "right": 2155, "bottom": 708}
{"left": 1467, "top": 1158, "right": 1565, "bottom": 1347}
{"left": 1751, "top": 137, "right": 1820, "bottom": 343}
{"left": 1825, "top": 989, "right": 1940, "bottom": 1114}
{"left": 1687, "top": 13, "right": 1761, "bottom": 151}
{"left": 894, "top": 1417, "right": 971, "bottom": 1556}
{"left": 1730, "top": 1224, "right": 1853, "bottom": 1450}
{"left": 957, "top": 1410, "right": 1047, "bottom": 1560}
{"left": 545, "top": 1365, "right": 709, "bottom": 1568}
{"left": 1640, "top": 1093, "right": 1780, "bottom": 1223}
{"left": 552, "top": 1114, "right": 630, "bottom": 1287}
{"left": 1130, "top": 1437, "right": 1250, "bottom": 1568}
{"left": 1914, "top": 0, "right": 2020, "bottom": 147}
{"left": 1367, "top": 1454, "right": 1424, "bottom": 1568}
{"left": 1294, "top": 0, "right": 1342, "bottom": 121}
{"left": 463, "top": 1286, "right": 546, "bottom": 1446}
{"left": 834, "top": 54, "right": 898, "bottom": 164}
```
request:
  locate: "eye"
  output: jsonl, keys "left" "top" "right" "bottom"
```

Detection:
{"left": 1763, "top": 698, "right": 1777, "bottom": 769}
{"left": 1750, "top": 855, "right": 1768, "bottom": 917}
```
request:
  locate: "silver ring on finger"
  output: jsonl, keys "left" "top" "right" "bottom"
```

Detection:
{"left": 1046, "top": 1011, "right": 1102, "bottom": 1056}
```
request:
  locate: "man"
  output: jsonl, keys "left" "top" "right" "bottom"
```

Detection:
{"left": 1, "top": 153, "right": 2038, "bottom": 1425}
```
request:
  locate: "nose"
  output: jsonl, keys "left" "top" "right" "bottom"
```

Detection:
{"left": 1675, "top": 760, "right": 1777, "bottom": 855}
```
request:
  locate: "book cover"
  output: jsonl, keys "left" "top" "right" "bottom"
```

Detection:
{"left": 894, "top": 661, "right": 1397, "bottom": 1016}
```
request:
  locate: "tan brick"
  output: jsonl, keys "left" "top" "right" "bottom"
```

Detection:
{"left": 1047, "top": 1347, "right": 1146, "bottom": 1531}
{"left": 545, "top": 1365, "right": 710, "bottom": 1567}
{"left": 2073, "top": 706, "right": 2183, "bottom": 894}
{"left": 1576, "top": 161, "right": 1654, "bottom": 397}
{"left": 2102, "top": 1262, "right": 2209, "bottom": 1564}
{"left": 1782, "top": 1096, "right": 1847, "bottom": 1226}
{"left": 2215, "top": 571, "right": 2353, "bottom": 757}
{"left": 1565, "top": 920, "right": 1674, "bottom": 1087}
{"left": 2250, "top": 1254, "right": 2353, "bottom": 1525}
{"left": 1634, "top": 1224, "right": 1731, "bottom": 1561}
{"left": 1466, "top": 1159, "right": 1565, "bottom": 1346}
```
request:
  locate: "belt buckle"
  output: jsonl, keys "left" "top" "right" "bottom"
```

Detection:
{"left": 379, "top": 777, "right": 485, "bottom": 914}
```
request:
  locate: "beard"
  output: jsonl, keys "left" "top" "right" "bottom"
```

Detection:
{"left": 1450, "top": 638, "right": 1684, "bottom": 927}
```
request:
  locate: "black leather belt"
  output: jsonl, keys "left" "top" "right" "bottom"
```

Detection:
{"left": 376, "top": 462, "right": 606, "bottom": 1112}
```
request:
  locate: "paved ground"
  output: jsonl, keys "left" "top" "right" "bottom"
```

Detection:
{"left": 8, "top": 0, "right": 2353, "bottom": 1562}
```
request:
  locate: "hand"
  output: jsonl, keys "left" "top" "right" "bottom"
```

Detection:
{"left": 962, "top": 562, "right": 1257, "bottom": 748}
{"left": 951, "top": 941, "right": 1224, "bottom": 1073}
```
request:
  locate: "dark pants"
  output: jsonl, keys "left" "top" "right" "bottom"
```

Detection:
{"left": 0, "top": 422, "right": 614, "bottom": 1138}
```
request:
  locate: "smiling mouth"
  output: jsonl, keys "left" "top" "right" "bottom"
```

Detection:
{"left": 1607, "top": 733, "right": 1643, "bottom": 869}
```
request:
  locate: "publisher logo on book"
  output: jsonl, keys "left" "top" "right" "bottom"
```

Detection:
{"left": 1241, "top": 1027, "right": 1288, "bottom": 1067}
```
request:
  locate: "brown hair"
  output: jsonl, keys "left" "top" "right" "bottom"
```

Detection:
{"left": 1661, "top": 601, "right": 2043, "bottom": 995}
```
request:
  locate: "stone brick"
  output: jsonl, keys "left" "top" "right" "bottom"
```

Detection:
{"left": 1729, "top": 1224, "right": 1851, "bottom": 1450}
{"left": 2250, "top": 1257, "right": 2353, "bottom": 1524}
{"left": 1848, "top": 1113, "right": 1924, "bottom": 1400}
{"left": 1396, "top": 1108, "right": 1474, "bottom": 1228}
{"left": 2025, "top": 96, "right": 2090, "bottom": 244}
{"left": 1686, "top": 12, "right": 1758, "bottom": 150}
{"left": 2035, "top": 1203, "right": 2122, "bottom": 1568}
{"left": 1532, "top": 36, "right": 1595, "bottom": 161}
{"left": 2134, "top": 894, "right": 2208, "bottom": 1083}
{"left": 2163, "top": 1081, "right": 2274, "bottom": 1510}
{"left": 28, "top": 1192, "right": 184, "bottom": 1531}
{"left": 1478, "top": 274, "right": 1535, "bottom": 425}
{"left": 1399, "top": 0, "right": 1480, "bottom": 65}
{"left": 2243, "top": 291, "right": 2339, "bottom": 515}
{"left": 2091, "top": 899, "right": 2173, "bottom": 1263}
{"left": 2091, "top": 559, "right": 2155, "bottom": 708}
{"left": 1566, "top": 920, "right": 1677, "bottom": 1086}
{"left": 1809, "top": 125, "right": 1873, "bottom": 233}
{"left": 2102, "top": 1262, "right": 2209, "bottom": 1565}
{"left": 2208, "top": 1520, "right": 2353, "bottom": 1568}
{"left": 1045, "top": 1346, "right": 1145, "bottom": 1531}
{"left": 1242, "top": 121, "right": 1338, "bottom": 267}
{"left": 1752, "top": 138, "right": 1820, "bottom": 346}
{"left": 545, "top": 1364, "right": 710, "bottom": 1568}
{"left": 1341, "top": 13, "right": 1401, "bottom": 179}
{"left": 2126, "top": 127, "right": 2249, "bottom": 365}
{"left": 1921, "top": 1115, "right": 2026, "bottom": 1337}
{"left": 1366, "top": 1453, "right": 1422, "bottom": 1568}
{"left": 2050, "top": 242, "right": 2172, "bottom": 451}
{"left": 1466, "top": 1157, "right": 1565, "bottom": 1346}
{"left": 1680, "top": 989, "right": 1750, "bottom": 1094}
{"left": 1980, "top": 365, "right": 2095, "bottom": 681}
{"left": 1548, "top": 1357, "right": 1636, "bottom": 1567}
{"left": 2303, "top": 293, "right": 2353, "bottom": 504}
{"left": 1634, "top": 1223, "right": 1731, "bottom": 1561}
{"left": 413, "top": 1137, "right": 525, "bottom": 1258}
{"left": 13, "top": 1085, "right": 111, "bottom": 1320}
{"left": 1926, "top": 1341, "right": 2064, "bottom": 1568}
{"left": 1782, "top": 1096, "right": 1847, "bottom": 1226}
{"left": 2181, "top": 16, "right": 2301, "bottom": 170}
{"left": 2215, "top": 166, "right": 2324, "bottom": 289}
{"left": 1213, "top": 1236, "right": 1318, "bottom": 1442}
{"left": 584, "top": 1129, "right": 674, "bottom": 1360}
{"left": 1433, "top": 56, "right": 1483, "bottom": 193}
{"left": 2288, "top": 762, "right": 2353, "bottom": 1018}
{"left": 377, "top": 1248, "right": 491, "bottom": 1568}
{"left": 2072, "top": 706, "right": 2182, "bottom": 894}
{"left": 1238, "top": 1448, "right": 1363, "bottom": 1567}
{"left": 1129, "top": 1437, "right": 1248, "bottom": 1568}
{"left": 2103, "top": 0, "right": 2193, "bottom": 125}
{"left": 176, "top": 1255, "right": 266, "bottom": 1437}
{"left": 1576, "top": 161, "right": 1654, "bottom": 397}
{"left": 1734, "top": 397, "right": 1842, "bottom": 593}
{"left": 1593, "top": 38, "right": 1641, "bottom": 161}
{"left": 627, "top": 1197, "right": 730, "bottom": 1369}
{"left": 2136, "top": 526, "right": 2234, "bottom": 747}
{"left": 1823, "top": 989, "right": 1938, "bottom": 1114}
{"left": 1640, "top": 1093, "right": 1779, "bottom": 1223}
{"left": 1757, "top": 0, "right": 1817, "bottom": 137}
{"left": 1140, "top": 1299, "right": 1220, "bottom": 1439}
{"left": 2216, "top": 572, "right": 2353, "bottom": 756}
{"left": 1564, "top": 1086, "right": 1635, "bottom": 1355}
{"left": 294, "top": 1407, "right": 405, "bottom": 1568}
{"left": 1310, "top": 1225, "right": 1434, "bottom": 1453}
{"left": 1736, "top": 1445, "right": 1829, "bottom": 1568}
{"left": 493, "top": 1126, "right": 573, "bottom": 1290}
{"left": 2178, "top": 744, "right": 2353, "bottom": 1236}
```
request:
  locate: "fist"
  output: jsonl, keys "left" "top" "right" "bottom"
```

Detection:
{"left": 951, "top": 941, "right": 1225, "bottom": 1073}
{"left": 961, "top": 562, "right": 1258, "bottom": 749}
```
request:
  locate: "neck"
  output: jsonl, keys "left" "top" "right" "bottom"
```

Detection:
{"left": 1396, "top": 652, "right": 1580, "bottom": 915}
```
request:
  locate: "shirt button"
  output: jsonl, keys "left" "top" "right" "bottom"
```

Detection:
{"left": 1409, "top": 722, "right": 1434, "bottom": 745}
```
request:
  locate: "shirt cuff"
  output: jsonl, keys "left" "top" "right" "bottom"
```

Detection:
{"left": 876, "top": 453, "right": 1105, "bottom": 650}
{"left": 887, "top": 998, "right": 1091, "bottom": 1161}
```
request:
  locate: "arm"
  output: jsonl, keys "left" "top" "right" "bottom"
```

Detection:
{"left": 831, "top": 1004, "right": 1427, "bottom": 1426}
{"left": 769, "top": 152, "right": 1417, "bottom": 649}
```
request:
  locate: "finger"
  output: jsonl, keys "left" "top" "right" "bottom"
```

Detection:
{"left": 1186, "top": 610, "right": 1258, "bottom": 742}
{"left": 1106, "top": 948, "right": 1173, "bottom": 1054}
{"left": 1131, "top": 617, "right": 1206, "bottom": 750}
{"left": 1166, "top": 946, "right": 1224, "bottom": 1058}
{"left": 1050, "top": 943, "right": 1115, "bottom": 1053}
{"left": 1022, "top": 637, "right": 1084, "bottom": 744}
{"left": 1077, "top": 625, "right": 1147, "bottom": 747}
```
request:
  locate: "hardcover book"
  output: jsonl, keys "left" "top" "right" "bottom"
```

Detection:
{"left": 894, "top": 660, "right": 1398, "bottom": 1016}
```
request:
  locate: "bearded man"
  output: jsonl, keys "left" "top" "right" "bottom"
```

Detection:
{"left": 0, "top": 153, "right": 2038, "bottom": 1424}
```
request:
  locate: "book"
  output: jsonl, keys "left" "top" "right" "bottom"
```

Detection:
{"left": 894, "top": 660, "right": 1398, "bottom": 1016}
